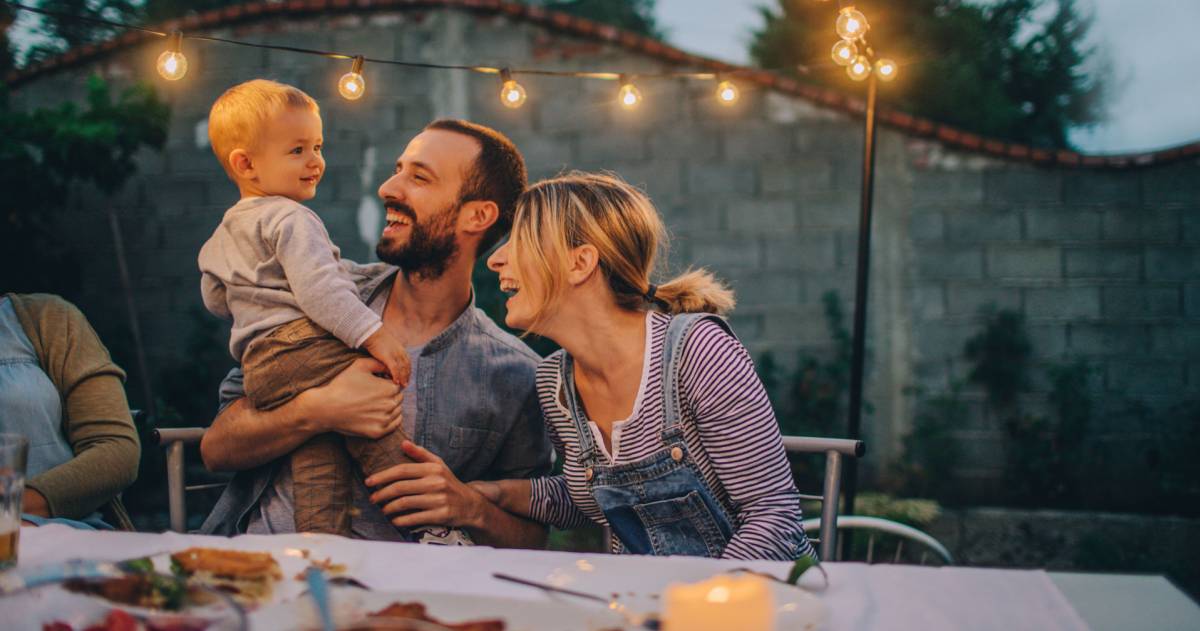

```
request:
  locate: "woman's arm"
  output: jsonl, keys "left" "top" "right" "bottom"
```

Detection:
{"left": 21, "top": 298, "right": 139, "bottom": 520}
{"left": 201, "top": 357, "right": 404, "bottom": 472}
{"left": 682, "top": 321, "right": 815, "bottom": 561}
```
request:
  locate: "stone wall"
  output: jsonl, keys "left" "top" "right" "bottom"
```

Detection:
{"left": 9, "top": 7, "right": 1199, "bottom": 495}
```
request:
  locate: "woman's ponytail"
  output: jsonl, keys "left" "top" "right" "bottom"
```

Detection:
{"left": 652, "top": 268, "right": 736, "bottom": 316}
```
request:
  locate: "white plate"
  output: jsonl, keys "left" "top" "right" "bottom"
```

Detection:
{"left": 540, "top": 556, "right": 826, "bottom": 630}
{"left": 248, "top": 586, "right": 630, "bottom": 630}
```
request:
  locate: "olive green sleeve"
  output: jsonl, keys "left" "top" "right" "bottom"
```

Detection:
{"left": 14, "top": 294, "right": 140, "bottom": 520}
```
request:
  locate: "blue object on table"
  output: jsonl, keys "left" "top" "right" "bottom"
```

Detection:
{"left": 305, "top": 566, "right": 335, "bottom": 631}
{"left": 0, "top": 559, "right": 123, "bottom": 594}
{"left": 21, "top": 513, "right": 113, "bottom": 530}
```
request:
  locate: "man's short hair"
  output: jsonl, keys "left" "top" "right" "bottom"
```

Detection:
{"left": 208, "top": 79, "right": 319, "bottom": 178}
{"left": 424, "top": 119, "right": 527, "bottom": 257}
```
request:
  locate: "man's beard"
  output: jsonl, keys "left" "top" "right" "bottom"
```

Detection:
{"left": 376, "top": 200, "right": 460, "bottom": 280}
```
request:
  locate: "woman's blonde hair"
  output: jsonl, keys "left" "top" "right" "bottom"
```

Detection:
{"left": 510, "top": 171, "right": 735, "bottom": 331}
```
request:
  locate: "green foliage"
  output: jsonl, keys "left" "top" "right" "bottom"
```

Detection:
{"left": 0, "top": 75, "right": 169, "bottom": 295}
{"left": 750, "top": 0, "right": 1106, "bottom": 149}
{"left": 536, "top": 0, "right": 663, "bottom": 39}
{"left": 1003, "top": 359, "right": 1092, "bottom": 506}
{"left": 761, "top": 291, "right": 860, "bottom": 438}
{"left": 895, "top": 382, "right": 966, "bottom": 502}
{"left": 965, "top": 308, "right": 1032, "bottom": 409}
{"left": 23, "top": 0, "right": 140, "bottom": 63}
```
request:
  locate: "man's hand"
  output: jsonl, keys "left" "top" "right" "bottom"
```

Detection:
{"left": 366, "top": 441, "right": 487, "bottom": 530}
{"left": 298, "top": 357, "right": 404, "bottom": 439}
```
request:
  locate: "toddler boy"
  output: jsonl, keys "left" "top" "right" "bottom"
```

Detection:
{"left": 198, "top": 79, "right": 426, "bottom": 539}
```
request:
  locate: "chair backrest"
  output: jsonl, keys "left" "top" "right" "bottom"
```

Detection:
{"left": 800, "top": 515, "right": 955, "bottom": 565}
{"left": 151, "top": 427, "right": 216, "bottom": 532}
{"left": 780, "top": 435, "right": 865, "bottom": 561}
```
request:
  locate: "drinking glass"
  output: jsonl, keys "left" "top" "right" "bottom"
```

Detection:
{"left": 0, "top": 433, "right": 30, "bottom": 570}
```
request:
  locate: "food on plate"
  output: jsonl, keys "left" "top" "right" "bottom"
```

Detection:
{"left": 62, "top": 574, "right": 187, "bottom": 610}
{"left": 347, "top": 602, "right": 505, "bottom": 631}
{"left": 169, "top": 547, "right": 281, "bottom": 605}
{"left": 42, "top": 609, "right": 208, "bottom": 631}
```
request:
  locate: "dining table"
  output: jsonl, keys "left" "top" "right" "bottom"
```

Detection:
{"left": 5, "top": 524, "right": 1199, "bottom": 630}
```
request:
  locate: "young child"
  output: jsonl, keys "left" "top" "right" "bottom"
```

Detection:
{"left": 198, "top": 79, "right": 440, "bottom": 540}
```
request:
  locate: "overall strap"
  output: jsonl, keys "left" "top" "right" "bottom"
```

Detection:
{"left": 660, "top": 313, "right": 736, "bottom": 440}
{"left": 558, "top": 351, "right": 601, "bottom": 465}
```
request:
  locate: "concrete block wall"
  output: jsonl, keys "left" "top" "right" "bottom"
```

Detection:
{"left": 10, "top": 8, "right": 1200, "bottom": 494}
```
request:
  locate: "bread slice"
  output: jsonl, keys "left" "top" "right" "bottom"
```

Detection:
{"left": 170, "top": 547, "right": 282, "bottom": 605}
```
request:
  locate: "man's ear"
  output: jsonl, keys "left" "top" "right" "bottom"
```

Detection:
{"left": 459, "top": 199, "right": 500, "bottom": 242}
{"left": 228, "top": 149, "right": 255, "bottom": 181}
{"left": 566, "top": 244, "right": 600, "bottom": 287}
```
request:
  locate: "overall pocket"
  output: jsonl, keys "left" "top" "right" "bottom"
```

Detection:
{"left": 632, "top": 490, "right": 729, "bottom": 558}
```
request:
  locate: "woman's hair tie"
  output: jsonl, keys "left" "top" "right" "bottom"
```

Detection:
{"left": 645, "top": 284, "right": 658, "bottom": 301}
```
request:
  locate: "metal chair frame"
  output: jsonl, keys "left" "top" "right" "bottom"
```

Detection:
{"left": 151, "top": 427, "right": 219, "bottom": 532}
{"left": 780, "top": 435, "right": 866, "bottom": 561}
{"left": 800, "top": 515, "right": 955, "bottom": 565}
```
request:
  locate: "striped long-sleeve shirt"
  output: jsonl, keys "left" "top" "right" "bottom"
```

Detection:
{"left": 529, "top": 311, "right": 815, "bottom": 561}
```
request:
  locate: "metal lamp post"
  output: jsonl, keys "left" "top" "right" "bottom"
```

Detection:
{"left": 829, "top": 1, "right": 897, "bottom": 517}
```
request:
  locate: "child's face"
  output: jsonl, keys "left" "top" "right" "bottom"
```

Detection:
{"left": 248, "top": 106, "right": 325, "bottom": 202}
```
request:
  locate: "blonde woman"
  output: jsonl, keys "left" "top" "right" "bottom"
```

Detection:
{"left": 479, "top": 172, "right": 815, "bottom": 560}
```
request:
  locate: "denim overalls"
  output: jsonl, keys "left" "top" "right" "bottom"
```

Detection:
{"left": 561, "top": 313, "right": 736, "bottom": 557}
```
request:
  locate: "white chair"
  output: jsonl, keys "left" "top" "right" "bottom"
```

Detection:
{"left": 151, "top": 427, "right": 221, "bottom": 532}
{"left": 780, "top": 435, "right": 865, "bottom": 561}
{"left": 800, "top": 515, "right": 955, "bottom": 565}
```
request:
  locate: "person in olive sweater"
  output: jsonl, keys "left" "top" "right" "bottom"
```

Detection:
{"left": 1, "top": 293, "right": 139, "bottom": 529}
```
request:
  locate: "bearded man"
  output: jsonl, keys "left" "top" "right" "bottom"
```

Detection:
{"left": 199, "top": 120, "right": 552, "bottom": 548}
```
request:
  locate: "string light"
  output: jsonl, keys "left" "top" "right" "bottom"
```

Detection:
{"left": 617, "top": 75, "right": 642, "bottom": 109}
{"left": 715, "top": 79, "right": 739, "bottom": 105}
{"left": 847, "top": 55, "right": 872, "bottom": 81}
{"left": 155, "top": 31, "right": 187, "bottom": 81}
{"left": 836, "top": 7, "right": 869, "bottom": 40}
{"left": 338, "top": 55, "right": 366, "bottom": 100}
{"left": 875, "top": 58, "right": 898, "bottom": 82}
{"left": 831, "top": 40, "right": 857, "bottom": 66}
{"left": 499, "top": 69, "right": 527, "bottom": 109}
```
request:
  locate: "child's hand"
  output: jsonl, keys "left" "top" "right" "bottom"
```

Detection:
{"left": 363, "top": 329, "right": 412, "bottom": 387}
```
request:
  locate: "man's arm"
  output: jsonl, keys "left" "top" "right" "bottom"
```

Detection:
{"left": 201, "top": 357, "right": 405, "bottom": 472}
{"left": 366, "top": 442, "right": 547, "bottom": 549}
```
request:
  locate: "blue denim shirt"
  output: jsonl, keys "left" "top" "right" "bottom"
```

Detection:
{"left": 199, "top": 263, "right": 552, "bottom": 536}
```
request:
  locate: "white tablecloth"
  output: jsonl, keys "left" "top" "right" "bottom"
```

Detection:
{"left": 6, "top": 524, "right": 1188, "bottom": 630}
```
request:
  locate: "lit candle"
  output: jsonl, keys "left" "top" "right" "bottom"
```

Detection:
{"left": 663, "top": 574, "right": 774, "bottom": 631}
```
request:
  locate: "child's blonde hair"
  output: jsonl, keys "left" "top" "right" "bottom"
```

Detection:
{"left": 510, "top": 171, "right": 735, "bottom": 332}
{"left": 208, "top": 79, "right": 319, "bottom": 178}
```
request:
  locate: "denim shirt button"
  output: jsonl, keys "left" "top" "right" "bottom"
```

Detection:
{"left": 670, "top": 446, "right": 684, "bottom": 462}
{"left": 584, "top": 467, "right": 594, "bottom": 481}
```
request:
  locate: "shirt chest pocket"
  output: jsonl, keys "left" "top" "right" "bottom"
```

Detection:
{"left": 440, "top": 426, "right": 502, "bottom": 479}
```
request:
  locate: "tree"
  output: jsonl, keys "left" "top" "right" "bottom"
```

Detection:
{"left": 750, "top": 0, "right": 1106, "bottom": 149}
{"left": 0, "top": 76, "right": 169, "bottom": 295}
{"left": 23, "top": 0, "right": 139, "bottom": 63}
{"left": 536, "top": 0, "right": 663, "bottom": 39}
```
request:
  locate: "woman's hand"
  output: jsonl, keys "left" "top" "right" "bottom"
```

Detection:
{"left": 297, "top": 357, "right": 404, "bottom": 439}
{"left": 367, "top": 441, "right": 487, "bottom": 530}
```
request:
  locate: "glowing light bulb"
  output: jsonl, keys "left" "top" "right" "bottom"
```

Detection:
{"left": 499, "top": 69, "right": 526, "bottom": 108}
{"left": 847, "top": 55, "right": 872, "bottom": 81}
{"left": 831, "top": 40, "right": 857, "bottom": 66}
{"left": 875, "top": 58, "right": 898, "bottom": 82}
{"left": 618, "top": 79, "right": 641, "bottom": 109}
{"left": 156, "top": 32, "right": 187, "bottom": 81}
{"left": 715, "top": 80, "right": 739, "bottom": 105}
{"left": 836, "top": 7, "right": 869, "bottom": 40}
{"left": 339, "top": 56, "right": 366, "bottom": 101}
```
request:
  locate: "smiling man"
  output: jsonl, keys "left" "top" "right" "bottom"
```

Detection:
{"left": 198, "top": 120, "right": 552, "bottom": 548}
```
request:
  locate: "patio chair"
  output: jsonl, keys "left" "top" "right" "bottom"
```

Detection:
{"left": 781, "top": 435, "right": 865, "bottom": 561}
{"left": 151, "top": 426, "right": 222, "bottom": 532}
{"left": 799, "top": 515, "right": 954, "bottom": 565}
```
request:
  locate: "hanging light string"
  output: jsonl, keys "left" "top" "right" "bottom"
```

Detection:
{"left": 5, "top": 1, "right": 899, "bottom": 106}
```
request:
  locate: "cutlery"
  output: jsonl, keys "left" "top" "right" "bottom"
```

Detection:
{"left": 305, "top": 566, "right": 336, "bottom": 631}
{"left": 492, "top": 572, "right": 661, "bottom": 630}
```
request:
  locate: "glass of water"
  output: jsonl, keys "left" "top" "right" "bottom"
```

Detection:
{"left": 0, "top": 433, "right": 29, "bottom": 570}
